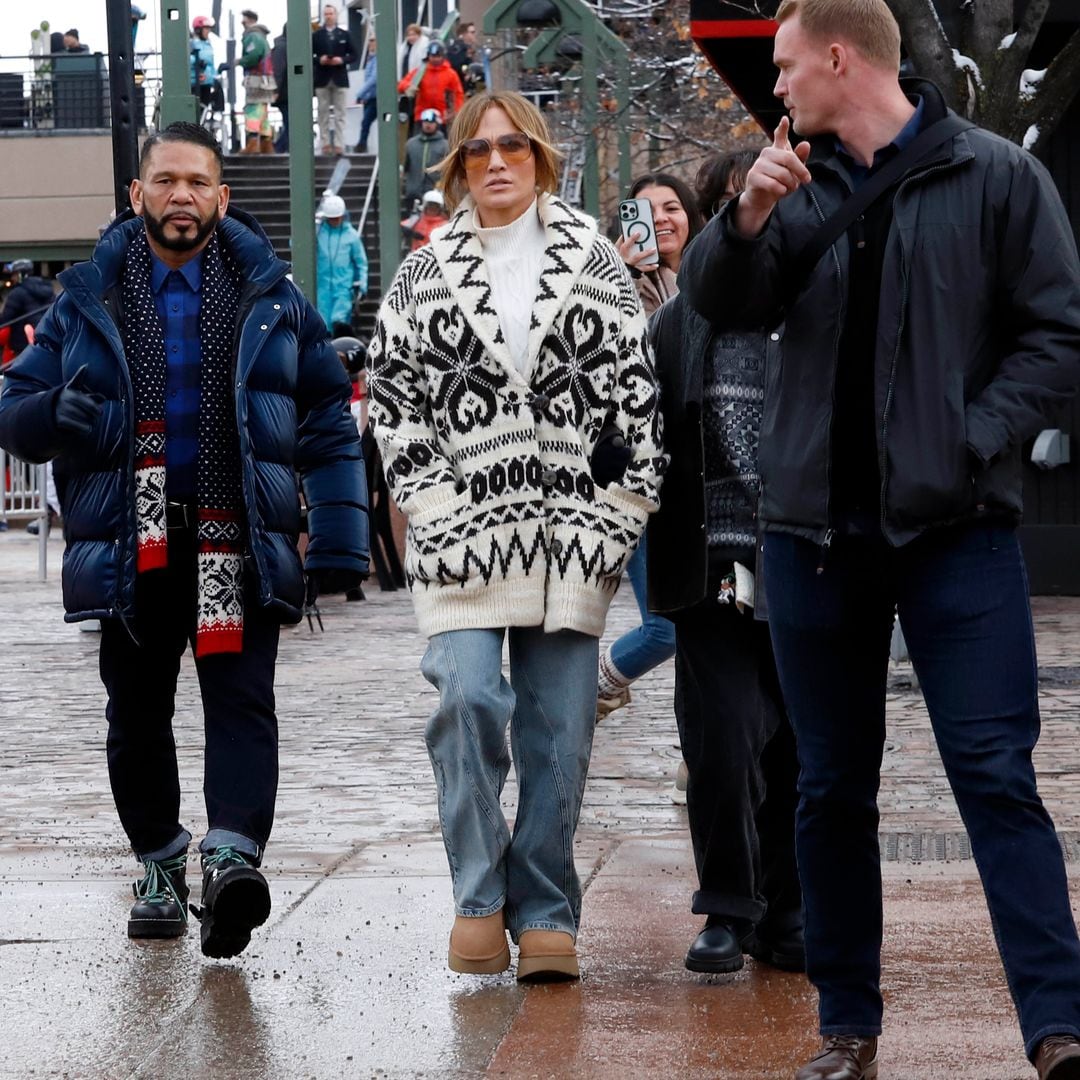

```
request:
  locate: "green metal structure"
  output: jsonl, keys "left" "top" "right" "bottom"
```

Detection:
{"left": 375, "top": 0, "right": 402, "bottom": 291}
{"left": 520, "top": 20, "right": 631, "bottom": 199}
{"left": 485, "top": 0, "right": 631, "bottom": 216}
{"left": 158, "top": 1, "right": 197, "bottom": 126}
{"left": 286, "top": 0, "right": 317, "bottom": 299}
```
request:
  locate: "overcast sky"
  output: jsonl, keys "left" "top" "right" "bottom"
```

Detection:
{"left": 0, "top": 2, "right": 327, "bottom": 70}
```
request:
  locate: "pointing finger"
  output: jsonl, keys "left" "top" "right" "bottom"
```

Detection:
{"left": 773, "top": 115, "right": 791, "bottom": 151}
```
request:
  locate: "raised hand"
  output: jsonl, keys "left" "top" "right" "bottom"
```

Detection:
{"left": 614, "top": 233, "right": 660, "bottom": 272}
{"left": 734, "top": 116, "right": 812, "bottom": 238}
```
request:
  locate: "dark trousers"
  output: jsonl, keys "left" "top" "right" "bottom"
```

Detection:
{"left": 99, "top": 527, "right": 280, "bottom": 862}
{"left": 672, "top": 599, "right": 801, "bottom": 927}
{"left": 764, "top": 523, "right": 1080, "bottom": 1058}
{"left": 359, "top": 98, "right": 376, "bottom": 149}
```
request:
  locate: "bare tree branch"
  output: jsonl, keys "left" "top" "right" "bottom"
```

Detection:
{"left": 1027, "top": 24, "right": 1080, "bottom": 155}
{"left": 886, "top": 0, "right": 961, "bottom": 107}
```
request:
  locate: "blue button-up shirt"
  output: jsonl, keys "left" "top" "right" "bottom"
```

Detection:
{"left": 150, "top": 253, "right": 202, "bottom": 501}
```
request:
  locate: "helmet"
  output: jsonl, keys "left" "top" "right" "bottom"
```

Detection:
{"left": 192, "top": 15, "right": 214, "bottom": 30}
{"left": 421, "top": 190, "right": 444, "bottom": 207}
{"left": 331, "top": 336, "right": 367, "bottom": 374}
{"left": 419, "top": 108, "right": 441, "bottom": 124}
{"left": 7, "top": 259, "right": 33, "bottom": 274}
{"left": 320, "top": 194, "right": 346, "bottom": 218}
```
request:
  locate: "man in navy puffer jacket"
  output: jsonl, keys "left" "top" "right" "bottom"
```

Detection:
{"left": 0, "top": 122, "right": 369, "bottom": 959}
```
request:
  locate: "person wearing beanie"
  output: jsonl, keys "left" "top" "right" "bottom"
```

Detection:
{"left": 402, "top": 108, "right": 449, "bottom": 207}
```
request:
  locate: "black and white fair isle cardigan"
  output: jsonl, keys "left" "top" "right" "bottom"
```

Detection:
{"left": 368, "top": 193, "right": 666, "bottom": 638}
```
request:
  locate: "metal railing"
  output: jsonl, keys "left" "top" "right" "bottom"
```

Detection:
{"left": 0, "top": 446, "right": 50, "bottom": 581}
{"left": 0, "top": 51, "right": 163, "bottom": 133}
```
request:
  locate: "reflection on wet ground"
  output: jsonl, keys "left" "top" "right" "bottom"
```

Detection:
{"left": 1, "top": 533, "right": 1076, "bottom": 1076}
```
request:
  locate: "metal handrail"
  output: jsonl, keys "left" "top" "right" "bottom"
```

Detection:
{"left": 0, "top": 443, "right": 50, "bottom": 581}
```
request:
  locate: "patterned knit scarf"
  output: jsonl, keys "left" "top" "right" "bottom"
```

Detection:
{"left": 121, "top": 229, "right": 246, "bottom": 657}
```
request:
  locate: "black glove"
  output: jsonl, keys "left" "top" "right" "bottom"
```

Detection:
{"left": 308, "top": 567, "right": 367, "bottom": 596}
{"left": 218, "top": 61, "right": 230, "bottom": 73}
{"left": 590, "top": 422, "right": 632, "bottom": 487}
{"left": 55, "top": 366, "right": 103, "bottom": 437}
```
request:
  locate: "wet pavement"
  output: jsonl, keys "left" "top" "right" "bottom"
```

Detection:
{"left": 1, "top": 528, "right": 1079, "bottom": 1078}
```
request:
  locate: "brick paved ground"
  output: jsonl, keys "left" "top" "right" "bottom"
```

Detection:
{"left": 1, "top": 527, "right": 1078, "bottom": 1078}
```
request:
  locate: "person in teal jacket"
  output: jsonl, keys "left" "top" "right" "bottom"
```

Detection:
{"left": 316, "top": 194, "right": 368, "bottom": 335}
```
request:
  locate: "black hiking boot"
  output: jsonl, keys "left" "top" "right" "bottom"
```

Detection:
{"left": 128, "top": 853, "right": 189, "bottom": 939}
{"left": 191, "top": 846, "right": 271, "bottom": 959}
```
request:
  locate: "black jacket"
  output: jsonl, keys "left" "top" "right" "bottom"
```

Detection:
{"left": 312, "top": 26, "right": 357, "bottom": 88}
{"left": 679, "top": 79, "right": 1080, "bottom": 547}
{"left": 2, "top": 276, "right": 54, "bottom": 354}
{"left": 645, "top": 294, "right": 772, "bottom": 615}
{"left": 271, "top": 33, "right": 288, "bottom": 105}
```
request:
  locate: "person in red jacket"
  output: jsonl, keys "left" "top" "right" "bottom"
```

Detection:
{"left": 398, "top": 41, "right": 464, "bottom": 130}
{"left": 400, "top": 190, "right": 449, "bottom": 252}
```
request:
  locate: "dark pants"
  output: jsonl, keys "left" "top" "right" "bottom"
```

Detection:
{"left": 99, "top": 526, "right": 280, "bottom": 863}
{"left": 764, "top": 523, "right": 1080, "bottom": 1058}
{"left": 274, "top": 100, "right": 290, "bottom": 153}
{"left": 673, "top": 599, "right": 801, "bottom": 928}
{"left": 358, "top": 98, "right": 376, "bottom": 150}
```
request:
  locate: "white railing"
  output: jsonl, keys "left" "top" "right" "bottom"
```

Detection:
{"left": 0, "top": 446, "right": 50, "bottom": 581}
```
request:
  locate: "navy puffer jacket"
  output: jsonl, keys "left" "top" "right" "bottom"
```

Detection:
{"left": 0, "top": 208, "right": 369, "bottom": 624}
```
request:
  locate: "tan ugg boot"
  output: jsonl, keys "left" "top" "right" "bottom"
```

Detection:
{"left": 516, "top": 930, "right": 579, "bottom": 982}
{"left": 240, "top": 134, "right": 260, "bottom": 154}
{"left": 448, "top": 912, "right": 511, "bottom": 974}
{"left": 259, "top": 135, "right": 274, "bottom": 153}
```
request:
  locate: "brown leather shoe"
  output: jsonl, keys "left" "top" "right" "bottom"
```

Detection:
{"left": 1035, "top": 1035, "right": 1080, "bottom": 1080}
{"left": 516, "top": 929, "right": 579, "bottom": 982}
{"left": 795, "top": 1035, "right": 878, "bottom": 1080}
{"left": 448, "top": 912, "right": 511, "bottom": 974}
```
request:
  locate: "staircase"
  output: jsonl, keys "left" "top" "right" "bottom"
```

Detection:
{"left": 223, "top": 152, "right": 384, "bottom": 335}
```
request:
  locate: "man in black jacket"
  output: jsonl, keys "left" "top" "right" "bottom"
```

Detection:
{"left": 312, "top": 3, "right": 357, "bottom": 154}
{"left": 679, "top": 1, "right": 1080, "bottom": 1078}
{"left": 2, "top": 260, "right": 53, "bottom": 357}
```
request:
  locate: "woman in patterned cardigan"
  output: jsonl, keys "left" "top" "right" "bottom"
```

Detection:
{"left": 368, "top": 91, "right": 665, "bottom": 982}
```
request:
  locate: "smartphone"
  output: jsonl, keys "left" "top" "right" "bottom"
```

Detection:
{"left": 618, "top": 198, "right": 659, "bottom": 269}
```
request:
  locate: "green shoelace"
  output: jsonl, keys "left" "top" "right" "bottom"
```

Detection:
{"left": 133, "top": 853, "right": 189, "bottom": 923}
{"left": 202, "top": 845, "right": 251, "bottom": 872}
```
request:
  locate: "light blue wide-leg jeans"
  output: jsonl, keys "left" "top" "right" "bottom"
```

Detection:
{"left": 420, "top": 625, "right": 599, "bottom": 941}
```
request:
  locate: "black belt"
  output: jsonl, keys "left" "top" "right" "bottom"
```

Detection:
{"left": 165, "top": 501, "right": 197, "bottom": 530}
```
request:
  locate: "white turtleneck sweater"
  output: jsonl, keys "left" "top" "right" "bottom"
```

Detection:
{"left": 474, "top": 198, "right": 546, "bottom": 376}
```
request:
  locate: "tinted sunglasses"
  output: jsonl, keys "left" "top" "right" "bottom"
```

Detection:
{"left": 459, "top": 132, "right": 533, "bottom": 171}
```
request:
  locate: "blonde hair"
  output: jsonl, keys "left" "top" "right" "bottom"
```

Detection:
{"left": 775, "top": 0, "right": 901, "bottom": 71}
{"left": 437, "top": 91, "right": 563, "bottom": 214}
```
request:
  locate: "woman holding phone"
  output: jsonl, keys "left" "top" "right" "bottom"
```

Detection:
{"left": 614, "top": 174, "right": 703, "bottom": 317}
{"left": 597, "top": 175, "right": 702, "bottom": 721}
{"left": 367, "top": 90, "right": 665, "bottom": 982}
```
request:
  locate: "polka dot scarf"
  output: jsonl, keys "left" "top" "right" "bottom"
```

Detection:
{"left": 121, "top": 229, "right": 246, "bottom": 657}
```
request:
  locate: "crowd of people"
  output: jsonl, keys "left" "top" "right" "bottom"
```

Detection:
{"left": 3, "top": 0, "right": 1080, "bottom": 1077}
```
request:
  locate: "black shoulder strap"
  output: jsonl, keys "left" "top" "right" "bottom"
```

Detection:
{"left": 789, "top": 114, "right": 975, "bottom": 287}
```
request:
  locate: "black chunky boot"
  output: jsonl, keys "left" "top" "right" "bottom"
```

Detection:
{"left": 128, "top": 853, "right": 189, "bottom": 939}
{"left": 192, "top": 846, "right": 271, "bottom": 959}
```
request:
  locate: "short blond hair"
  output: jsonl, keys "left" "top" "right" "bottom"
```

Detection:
{"left": 775, "top": 0, "right": 901, "bottom": 71}
{"left": 437, "top": 91, "right": 563, "bottom": 214}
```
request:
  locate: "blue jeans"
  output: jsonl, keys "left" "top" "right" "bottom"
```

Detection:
{"left": 609, "top": 538, "right": 676, "bottom": 680}
{"left": 764, "top": 524, "right": 1080, "bottom": 1058}
{"left": 420, "top": 626, "right": 599, "bottom": 940}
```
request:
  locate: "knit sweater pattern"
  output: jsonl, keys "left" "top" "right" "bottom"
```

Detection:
{"left": 368, "top": 193, "right": 666, "bottom": 638}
